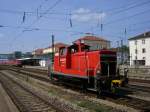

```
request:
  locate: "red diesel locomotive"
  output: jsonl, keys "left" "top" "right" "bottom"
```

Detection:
{"left": 49, "top": 41, "right": 126, "bottom": 96}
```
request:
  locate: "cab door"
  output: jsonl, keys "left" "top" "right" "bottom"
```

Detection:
{"left": 100, "top": 55, "right": 116, "bottom": 76}
{"left": 59, "top": 47, "right": 67, "bottom": 71}
{"left": 101, "top": 62, "right": 110, "bottom": 76}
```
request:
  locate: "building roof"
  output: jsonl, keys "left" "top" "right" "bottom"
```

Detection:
{"left": 54, "top": 42, "right": 68, "bottom": 48}
{"left": 34, "top": 48, "right": 43, "bottom": 55}
{"left": 45, "top": 42, "right": 68, "bottom": 49}
{"left": 129, "top": 31, "right": 150, "bottom": 40}
{"left": 34, "top": 48, "right": 43, "bottom": 52}
{"left": 74, "top": 35, "right": 110, "bottom": 43}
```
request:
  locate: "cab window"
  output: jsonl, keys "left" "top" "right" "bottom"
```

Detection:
{"left": 60, "top": 48, "right": 67, "bottom": 56}
{"left": 81, "top": 45, "right": 89, "bottom": 52}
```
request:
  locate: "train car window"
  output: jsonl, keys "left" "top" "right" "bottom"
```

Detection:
{"left": 68, "top": 44, "right": 79, "bottom": 54}
{"left": 81, "top": 46, "right": 90, "bottom": 52}
{"left": 60, "top": 48, "right": 67, "bottom": 56}
{"left": 71, "top": 48, "right": 77, "bottom": 53}
{"left": 70, "top": 47, "right": 78, "bottom": 53}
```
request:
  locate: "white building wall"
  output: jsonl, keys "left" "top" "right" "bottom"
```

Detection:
{"left": 146, "top": 38, "right": 150, "bottom": 65}
{"left": 43, "top": 48, "right": 56, "bottom": 54}
{"left": 129, "top": 37, "right": 150, "bottom": 66}
{"left": 84, "top": 40, "right": 110, "bottom": 50}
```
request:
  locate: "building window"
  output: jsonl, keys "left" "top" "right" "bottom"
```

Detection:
{"left": 143, "top": 57, "right": 146, "bottom": 60}
{"left": 135, "top": 40, "right": 137, "bottom": 45}
{"left": 135, "top": 49, "right": 138, "bottom": 54}
{"left": 135, "top": 56, "right": 137, "bottom": 60}
{"left": 97, "top": 45, "right": 100, "bottom": 49}
{"left": 142, "top": 39, "right": 145, "bottom": 44}
{"left": 142, "top": 48, "right": 146, "bottom": 53}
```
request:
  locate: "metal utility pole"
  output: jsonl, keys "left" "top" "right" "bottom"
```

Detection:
{"left": 48, "top": 34, "right": 55, "bottom": 79}
{"left": 124, "top": 28, "right": 127, "bottom": 45}
{"left": 51, "top": 34, "right": 55, "bottom": 64}
{"left": 121, "top": 40, "right": 123, "bottom": 64}
{"left": 116, "top": 40, "right": 119, "bottom": 65}
{"left": 116, "top": 41, "right": 119, "bottom": 52}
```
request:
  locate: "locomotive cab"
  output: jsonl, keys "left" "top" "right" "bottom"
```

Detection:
{"left": 50, "top": 42, "right": 126, "bottom": 96}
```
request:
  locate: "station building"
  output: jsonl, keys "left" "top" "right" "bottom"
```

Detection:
{"left": 74, "top": 35, "right": 111, "bottom": 50}
{"left": 32, "top": 43, "right": 68, "bottom": 67}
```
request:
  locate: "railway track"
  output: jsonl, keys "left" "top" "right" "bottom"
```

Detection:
{"left": 127, "top": 84, "right": 150, "bottom": 93}
{"left": 12, "top": 66, "right": 150, "bottom": 85}
{"left": 0, "top": 73, "right": 59, "bottom": 112}
{"left": 9, "top": 66, "right": 150, "bottom": 93}
{"left": 0, "top": 70, "right": 88, "bottom": 112}
{"left": 3, "top": 66, "right": 150, "bottom": 111}
{"left": 129, "top": 78, "right": 150, "bottom": 84}
{"left": 7, "top": 66, "right": 150, "bottom": 84}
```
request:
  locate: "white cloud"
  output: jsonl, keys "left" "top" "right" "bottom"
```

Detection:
{"left": 71, "top": 8, "right": 106, "bottom": 22}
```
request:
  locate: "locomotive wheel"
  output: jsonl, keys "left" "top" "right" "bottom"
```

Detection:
{"left": 81, "top": 80, "right": 87, "bottom": 93}
{"left": 97, "top": 87, "right": 104, "bottom": 98}
{"left": 50, "top": 73, "right": 54, "bottom": 81}
{"left": 111, "top": 84, "right": 116, "bottom": 94}
{"left": 97, "top": 80, "right": 105, "bottom": 98}
{"left": 97, "top": 89, "right": 102, "bottom": 97}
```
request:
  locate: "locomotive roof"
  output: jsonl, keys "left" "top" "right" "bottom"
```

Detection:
{"left": 68, "top": 43, "right": 90, "bottom": 48}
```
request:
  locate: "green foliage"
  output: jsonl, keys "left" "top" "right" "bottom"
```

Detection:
{"left": 77, "top": 101, "right": 112, "bottom": 112}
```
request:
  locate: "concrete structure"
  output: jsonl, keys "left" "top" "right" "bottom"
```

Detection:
{"left": 119, "top": 65, "right": 150, "bottom": 80}
{"left": 12, "top": 51, "right": 22, "bottom": 59}
{"left": 0, "top": 83, "right": 19, "bottom": 112}
{"left": 74, "top": 35, "right": 110, "bottom": 50}
{"left": 129, "top": 31, "right": 150, "bottom": 66}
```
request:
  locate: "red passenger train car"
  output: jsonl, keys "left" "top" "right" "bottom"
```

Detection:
{"left": 0, "top": 59, "right": 22, "bottom": 67}
{"left": 49, "top": 42, "right": 126, "bottom": 96}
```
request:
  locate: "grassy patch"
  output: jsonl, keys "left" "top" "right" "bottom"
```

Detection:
{"left": 77, "top": 101, "right": 112, "bottom": 112}
{"left": 47, "top": 89, "right": 113, "bottom": 112}
{"left": 26, "top": 78, "right": 114, "bottom": 112}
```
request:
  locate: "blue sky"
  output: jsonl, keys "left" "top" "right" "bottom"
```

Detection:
{"left": 0, "top": 0, "right": 150, "bottom": 53}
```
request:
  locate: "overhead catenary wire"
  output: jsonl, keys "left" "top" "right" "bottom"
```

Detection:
{"left": 14, "top": 0, "right": 62, "bottom": 35}
{"left": 0, "top": 0, "right": 149, "bottom": 35}
{"left": 0, "top": 24, "right": 90, "bottom": 34}
{"left": 26, "top": 0, "right": 62, "bottom": 29}
{"left": 93, "top": 19, "right": 150, "bottom": 35}
{"left": 105, "top": 8, "right": 150, "bottom": 26}
{"left": 8, "top": 0, "right": 57, "bottom": 52}
{"left": 1, "top": 0, "right": 150, "bottom": 53}
{"left": 90, "top": 7, "right": 150, "bottom": 33}
{"left": 108, "top": 0, "right": 150, "bottom": 16}
{"left": 0, "top": 0, "right": 149, "bottom": 31}
{"left": 22, "top": 12, "right": 26, "bottom": 23}
{"left": 0, "top": 0, "right": 149, "bottom": 17}
{"left": 0, "top": 7, "right": 149, "bottom": 36}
